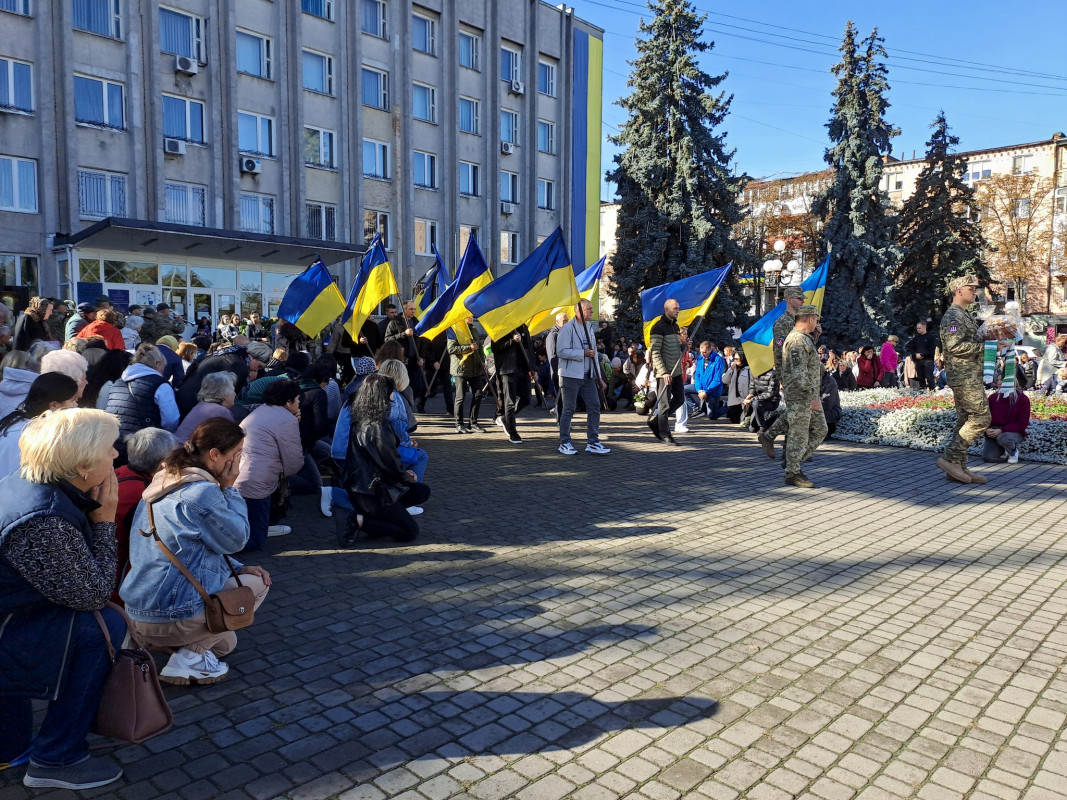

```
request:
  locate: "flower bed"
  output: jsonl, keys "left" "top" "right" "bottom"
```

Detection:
{"left": 833, "top": 388, "right": 1067, "bottom": 465}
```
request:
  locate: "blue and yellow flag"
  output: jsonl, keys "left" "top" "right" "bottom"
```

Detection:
{"left": 640, "top": 263, "right": 733, "bottom": 347}
{"left": 466, "top": 228, "right": 580, "bottom": 340}
{"left": 341, "top": 234, "right": 399, "bottom": 339}
{"left": 528, "top": 256, "right": 605, "bottom": 336}
{"left": 413, "top": 246, "right": 451, "bottom": 318}
{"left": 739, "top": 255, "right": 829, "bottom": 377}
{"left": 276, "top": 259, "right": 346, "bottom": 337}
{"left": 415, "top": 236, "right": 493, "bottom": 341}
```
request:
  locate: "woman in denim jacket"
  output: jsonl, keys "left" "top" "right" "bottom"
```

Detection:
{"left": 121, "top": 418, "right": 271, "bottom": 687}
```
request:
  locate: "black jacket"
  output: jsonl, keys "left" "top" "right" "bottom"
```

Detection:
{"left": 833, "top": 369, "right": 858, "bottom": 392}
{"left": 907, "top": 331, "right": 938, "bottom": 359}
{"left": 752, "top": 368, "right": 781, "bottom": 414}
{"left": 491, "top": 327, "right": 532, "bottom": 375}
{"left": 821, "top": 372, "right": 841, "bottom": 430}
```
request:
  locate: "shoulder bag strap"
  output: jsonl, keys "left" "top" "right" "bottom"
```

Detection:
{"left": 93, "top": 601, "right": 146, "bottom": 657}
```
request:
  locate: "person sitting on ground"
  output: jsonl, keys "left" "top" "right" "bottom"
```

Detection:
{"left": 292, "top": 360, "right": 335, "bottom": 517}
{"left": 833, "top": 358, "right": 858, "bottom": 392}
{"left": 983, "top": 384, "right": 1031, "bottom": 464}
{"left": 232, "top": 379, "right": 304, "bottom": 550}
{"left": 81, "top": 348, "right": 131, "bottom": 410}
{"left": 175, "top": 336, "right": 265, "bottom": 416}
{"left": 76, "top": 310, "right": 124, "bottom": 351}
{"left": 747, "top": 366, "right": 781, "bottom": 433}
{"left": 104, "top": 345, "right": 180, "bottom": 455}
{"left": 821, "top": 365, "right": 842, "bottom": 437}
{"left": 176, "top": 341, "right": 198, "bottom": 373}
{"left": 341, "top": 373, "right": 430, "bottom": 543}
{"left": 121, "top": 418, "right": 270, "bottom": 686}
{"left": 722, "top": 351, "right": 752, "bottom": 424}
{"left": 174, "top": 372, "right": 237, "bottom": 444}
{"left": 1040, "top": 366, "right": 1067, "bottom": 396}
{"left": 0, "top": 374, "right": 80, "bottom": 476}
{"left": 0, "top": 350, "right": 41, "bottom": 418}
{"left": 152, "top": 336, "right": 185, "bottom": 388}
{"left": 13, "top": 297, "right": 56, "bottom": 353}
{"left": 0, "top": 409, "right": 127, "bottom": 791}
{"left": 377, "top": 359, "right": 428, "bottom": 485}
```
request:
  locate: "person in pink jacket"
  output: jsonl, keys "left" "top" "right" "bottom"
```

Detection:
{"left": 233, "top": 379, "right": 304, "bottom": 550}
{"left": 879, "top": 336, "right": 900, "bottom": 387}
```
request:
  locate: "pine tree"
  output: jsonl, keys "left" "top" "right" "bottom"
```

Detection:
{"left": 607, "top": 0, "right": 751, "bottom": 344}
{"left": 894, "top": 112, "right": 989, "bottom": 330}
{"left": 813, "top": 22, "right": 900, "bottom": 348}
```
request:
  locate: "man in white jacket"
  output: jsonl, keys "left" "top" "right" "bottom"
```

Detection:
{"left": 555, "top": 299, "right": 610, "bottom": 456}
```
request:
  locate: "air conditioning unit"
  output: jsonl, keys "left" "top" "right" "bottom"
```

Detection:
{"left": 501, "top": 141, "right": 515, "bottom": 155}
{"left": 500, "top": 202, "right": 515, "bottom": 215}
{"left": 240, "top": 157, "right": 262, "bottom": 175}
{"left": 175, "top": 55, "right": 199, "bottom": 76}
{"left": 510, "top": 79, "right": 525, "bottom": 95}
{"left": 163, "top": 138, "right": 187, "bottom": 156}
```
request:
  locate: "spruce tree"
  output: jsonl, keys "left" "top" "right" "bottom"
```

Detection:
{"left": 894, "top": 112, "right": 990, "bottom": 330}
{"left": 608, "top": 0, "right": 751, "bottom": 344}
{"left": 813, "top": 22, "right": 900, "bottom": 348}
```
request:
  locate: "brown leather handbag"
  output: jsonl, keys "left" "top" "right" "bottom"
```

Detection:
{"left": 92, "top": 604, "right": 173, "bottom": 743}
{"left": 141, "top": 502, "right": 255, "bottom": 634}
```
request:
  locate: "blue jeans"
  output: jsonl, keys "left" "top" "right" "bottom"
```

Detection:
{"left": 559, "top": 375, "right": 601, "bottom": 445}
{"left": 0, "top": 607, "right": 125, "bottom": 767}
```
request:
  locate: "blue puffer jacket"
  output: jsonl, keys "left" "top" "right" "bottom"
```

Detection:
{"left": 121, "top": 469, "right": 249, "bottom": 622}
{"left": 693, "top": 353, "right": 726, "bottom": 394}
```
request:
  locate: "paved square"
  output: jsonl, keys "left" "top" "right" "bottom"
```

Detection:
{"left": 4, "top": 404, "right": 1066, "bottom": 800}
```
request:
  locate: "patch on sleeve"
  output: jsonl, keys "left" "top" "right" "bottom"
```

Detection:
{"left": 948, "top": 325, "right": 958, "bottom": 333}
{"left": 774, "top": 338, "right": 785, "bottom": 347}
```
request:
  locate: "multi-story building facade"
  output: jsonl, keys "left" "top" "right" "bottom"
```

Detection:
{"left": 0, "top": 0, "right": 603, "bottom": 324}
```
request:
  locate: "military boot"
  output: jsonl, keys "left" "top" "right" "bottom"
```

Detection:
{"left": 936, "top": 457, "right": 971, "bottom": 483}
{"left": 784, "top": 472, "right": 814, "bottom": 488}
{"left": 961, "top": 465, "right": 987, "bottom": 484}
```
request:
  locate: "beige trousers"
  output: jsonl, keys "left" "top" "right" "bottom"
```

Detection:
{"left": 129, "top": 575, "right": 270, "bottom": 657}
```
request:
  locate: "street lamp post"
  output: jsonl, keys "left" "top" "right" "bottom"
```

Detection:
{"left": 762, "top": 239, "right": 788, "bottom": 308}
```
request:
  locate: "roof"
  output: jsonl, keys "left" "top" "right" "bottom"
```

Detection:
{"left": 883, "top": 133, "right": 1067, "bottom": 170}
{"left": 52, "top": 217, "right": 365, "bottom": 267}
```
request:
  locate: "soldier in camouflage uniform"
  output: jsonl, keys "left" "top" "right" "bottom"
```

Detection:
{"left": 779, "top": 305, "right": 827, "bottom": 488}
{"left": 757, "top": 286, "right": 805, "bottom": 459}
{"left": 936, "top": 275, "right": 991, "bottom": 485}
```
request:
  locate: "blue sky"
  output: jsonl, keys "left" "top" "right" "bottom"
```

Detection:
{"left": 573, "top": 0, "right": 1067, "bottom": 199}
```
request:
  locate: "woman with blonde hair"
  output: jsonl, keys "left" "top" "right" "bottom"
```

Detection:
{"left": 0, "top": 408, "right": 127, "bottom": 790}
{"left": 376, "top": 359, "right": 428, "bottom": 487}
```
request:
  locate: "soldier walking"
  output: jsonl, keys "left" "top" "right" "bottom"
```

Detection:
{"left": 936, "top": 275, "right": 991, "bottom": 485}
{"left": 757, "top": 286, "right": 805, "bottom": 458}
{"left": 779, "top": 305, "right": 827, "bottom": 488}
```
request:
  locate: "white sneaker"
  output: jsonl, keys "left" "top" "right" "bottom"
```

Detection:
{"left": 320, "top": 487, "right": 333, "bottom": 517}
{"left": 160, "top": 648, "right": 229, "bottom": 686}
{"left": 1007, "top": 450, "right": 1019, "bottom": 464}
{"left": 674, "top": 425, "right": 689, "bottom": 434}
{"left": 586, "top": 442, "right": 611, "bottom": 455}
{"left": 267, "top": 524, "right": 291, "bottom": 537}
{"left": 558, "top": 441, "right": 578, "bottom": 455}
{"left": 408, "top": 506, "right": 424, "bottom": 516}
{"left": 493, "top": 417, "right": 505, "bottom": 428}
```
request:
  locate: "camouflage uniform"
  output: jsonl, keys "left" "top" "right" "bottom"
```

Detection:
{"left": 139, "top": 313, "right": 183, "bottom": 344}
{"left": 939, "top": 303, "right": 990, "bottom": 465}
{"left": 764, "top": 309, "right": 796, "bottom": 438}
{"left": 780, "top": 326, "right": 827, "bottom": 475}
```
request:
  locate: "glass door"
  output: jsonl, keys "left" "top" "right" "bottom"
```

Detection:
{"left": 193, "top": 293, "right": 213, "bottom": 336}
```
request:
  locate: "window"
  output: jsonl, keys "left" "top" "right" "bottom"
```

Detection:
{"left": 163, "top": 181, "right": 205, "bottom": 226}
{"left": 301, "top": 0, "right": 333, "bottom": 21}
{"left": 159, "top": 7, "right": 203, "bottom": 61}
{"left": 500, "top": 170, "right": 518, "bottom": 203}
{"left": 537, "top": 178, "right": 554, "bottom": 210}
{"left": 238, "top": 111, "right": 273, "bottom": 156}
{"left": 74, "top": 75, "right": 124, "bottom": 129}
{"left": 459, "top": 224, "right": 480, "bottom": 253}
{"left": 500, "top": 109, "right": 518, "bottom": 144}
{"left": 361, "top": 67, "right": 388, "bottom": 109}
{"left": 306, "top": 201, "right": 337, "bottom": 240}
{"left": 412, "top": 13, "right": 435, "bottom": 54}
{"left": 0, "top": 58, "right": 32, "bottom": 113}
{"left": 1012, "top": 154, "right": 1033, "bottom": 175}
{"left": 303, "top": 126, "right": 335, "bottom": 168}
{"left": 459, "top": 161, "right": 479, "bottom": 196}
{"left": 162, "top": 94, "right": 204, "bottom": 142}
{"left": 413, "top": 218, "right": 436, "bottom": 255}
{"left": 0, "top": 156, "right": 37, "bottom": 213}
{"left": 240, "top": 193, "right": 274, "bottom": 233}
{"left": 500, "top": 45, "right": 521, "bottom": 82}
{"left": 77, "top": 168, "right": 126, "bottom": 218}
{"left": 458, "top": 96, "right": 479, "bottom": 134}
{"left": 965, "top": 161, "right": 991, "bottom": 183}
{"left": 1055, "top": 188, "right": 1067, "bottom": 215}
{"left": 1, "top": 0, "right": 31, "bottom": 15}
{"left": 362, "top": 138, "right": 389, "bottom": 179}
{"left": 361, "top": 0, "right": 386, "bottom": 37}
{"left": 363, "top": 209, "right": 390, "bottom": 249}
{"left": 411, "top": 82, "right": 435, "bottom": 123}
{"left": 302, "top": 50, "right": 334, "bottom": 95}
{"left": 500, "top": 231, "right": 518, "bottom": 265}
{"left": 0, "top": 255, "right": 38, "bottom": 293}
{"left": 73, "top": 0, "right": 121, "bottom": 38}
{"left": 1013, "top": 198, "right": 1031, "bottom": 219}
{"left": 458, "top": 30, "right": 479, "bottom": 70}
{"left": 537, "top": 120, "right": 555, "bottom": 154}
{"left": 537, "top": 60, "right": 556, "bottom": 97}
{"left": 236, "top": 31, "right": 272, "bottom": 79}
{"left": 413, "top": 151, "right": 437, "bottom": 188}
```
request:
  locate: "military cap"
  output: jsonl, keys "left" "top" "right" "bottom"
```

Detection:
{"left": 946, "top": 274, "right": 979, "bottom": 296}
{"left": 796, "top": 304, "right": 821, "bottom": 318}
{"left": 782, "top": 287, "right": 806, "bottom": 300}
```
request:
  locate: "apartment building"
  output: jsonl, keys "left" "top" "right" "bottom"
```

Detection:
{"left": 0, "top": 0, "right": 603, "bottom": 323}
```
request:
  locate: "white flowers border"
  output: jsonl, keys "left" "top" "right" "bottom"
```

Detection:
{"left": 833, "top": 388, "right": 1067, "bottom": 465}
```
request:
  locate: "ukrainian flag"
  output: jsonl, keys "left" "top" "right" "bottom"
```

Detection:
{"left": 740, "top": 255, "right": 829, "bottom": 377}
{"left": 277, "top": 259, "right": 346, "bottom": 337}
{"left": 528, "top": 256, "right": 606, "bottom": 335}
{"left": 467, "top": 228, "right": 580, "bottom": 341}
{"left": 413, "top": 246, "right": 451, "bottom": 318}
{"left": 415, "top": 235, "right": 493, "bottom": 341}
{"left": 341, "top": 234, "right": 399, "bottom": 339}
{"left": 640, "top": 264, "right": 733, "bottom": 347}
